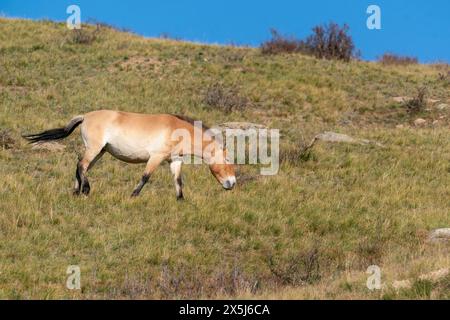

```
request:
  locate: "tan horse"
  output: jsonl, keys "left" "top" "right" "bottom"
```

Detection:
{"left": 23, "top": 110, "right": 236, "bottom": 199}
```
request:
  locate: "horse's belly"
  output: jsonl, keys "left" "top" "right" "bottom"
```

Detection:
{"left": 105, "top": 142, "right": 150, "bottom": 163}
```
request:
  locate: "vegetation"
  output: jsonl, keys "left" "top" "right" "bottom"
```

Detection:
{"left": 378, "top": 53, "right": 418, "bottom": 66}
{"left": 0, "top": 18, "right": 449, "bottom": 299}
{"left": 261, "top": 23, "right": 357, "bottom": 62}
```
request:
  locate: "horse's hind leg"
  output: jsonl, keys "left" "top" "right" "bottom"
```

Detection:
{"left": 131, "top": 154, "right": 166, "bottom": 197}
{"left": 170, "top": 160, "right": 184, "bottom": 200}
{"left": 74, "top": 147, "right": 105, "bottom": 195}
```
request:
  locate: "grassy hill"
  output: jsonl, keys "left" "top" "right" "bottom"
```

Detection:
{"left": 0, "top": 18, "right": 449, "bottom": 299}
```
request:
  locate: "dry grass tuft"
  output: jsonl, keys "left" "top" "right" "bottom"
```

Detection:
{"left": 69, "top": 25, "right": 101, "bottom": 45}
{"left": 203, "top": 82, "right": 250, "bottom": 113}
{"left": 405, "top": 87, "right": 428, "bottom": 113}
{"left": 378, "top": 53, "right": 418, "bottom": 66}
{"left": 0, "top": 129, "right": 15, "bottom": 150}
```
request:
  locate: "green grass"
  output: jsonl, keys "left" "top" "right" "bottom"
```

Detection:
{"left": 0, "top": 18, "right": 449, "bottom": 299}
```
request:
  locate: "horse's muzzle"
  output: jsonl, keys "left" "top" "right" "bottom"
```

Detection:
{"left": 222, "top": 177, "right": 236, "bottom": 190}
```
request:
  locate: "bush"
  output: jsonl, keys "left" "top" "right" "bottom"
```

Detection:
{"left": 378, "top": 53, "right": 418, "bottom": 66}
{"left": 280, "top": 139, "right": 316, "bottom": 165}
{"left": 203, "top": 83, "right": 249, "bottom": 113}
{"left": 261, "top": 23, "right": 358, "bottom": 62}
{"left": 302, "top": 22, "right": 357, "bottom": 62}
{"left": 260, "top": 29, "right": 301, "bottom": 55}
{"left": 405, "top": 87, "right": 427, "bottom": 113}
{"left": 69, "top": 25, "right": 100, "bottom": 45}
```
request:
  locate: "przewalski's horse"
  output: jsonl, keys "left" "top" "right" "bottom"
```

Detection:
{"left": 23, "top": 110, "right": 236, "bottom": 199}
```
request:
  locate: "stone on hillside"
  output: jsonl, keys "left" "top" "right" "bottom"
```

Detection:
{"left": 314, "top": 131, "right": 384, "bottom": 147}
{"left": 392, "top": 279, "right": 412, "bottom": 290}
{"left": 392, "top": 96, "right": 410, "bottom": 103}
{"left": 216, "top": 122, "right": 267, "bottom": 130}
{"left": 428, "top": 228, "right": 450, "bottom": 243}
{"left": 392, "top": 268, "right": 449, "bottom": 291}
{"left": 213, "top": 122, "right": 269, "bottom": 138}
{"left": 427, "top": 98, "right": 440, "bottom": 104}
{"left": 413, "top": 118, "right": 427, "bottom": 126}
{"left": 437, "top": 103, "right": 449, "bottom": 110}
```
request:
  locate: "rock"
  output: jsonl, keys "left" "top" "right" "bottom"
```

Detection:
{"left": 392, "top": 280, "right": 412, "bottom": 290}
{"left": 216, "top": 122, "right": 267, "bottom": 130}
{"left": 392, "top": 96, "right": 410, "bottom": 103}
{"left": 314, "top": 131, "right": 384, "bottom": 147}
{"left": 437, "top": 103, "right": 449, "bottom": 110}
{"left": 31, "top": 142, "right": 66, "bottom": 152}
{"left": 315, "top": 132, "right": 360, "bottom": 144}
{"left": 427, "top": 99, "right": 440, "bottom": 105}
{"left": 213, "top": 122, "right": 269, "bottom": 138}
{"left": 396, "top": 124, "right": 405, "bottom": 129}
{"left": 414, "top": 118, "right": 427, "bottom": 126}
{"left": 419, "top": 268, "right": 449, "bottom": 282}
{"left": 392, "top": 268, "right": 449, "bottom": 291}
{"left": 428, "top": 228, "right": 450, "bottom": 243}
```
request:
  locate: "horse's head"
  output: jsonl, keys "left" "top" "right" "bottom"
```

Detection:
{"left": 208, "top": 149, "right": 236, "bottom": 190}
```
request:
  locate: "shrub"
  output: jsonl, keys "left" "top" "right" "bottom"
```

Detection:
{"left": 405, "top": 87, "right": 427, "bottom": 113}
{"left": 69, "top": 25, "right": 100, "bottom": 45}
{"left": 378, "top": 53, "right": 418, "bottom": 66}
{"left": 302, "top": 22, "right": 357, "bottom": 62}
{"left": 203, "top": 83, "right": 249, "bottom": 113}
{"left": 267, "top": 246, "right": 321, "bottom": 286}
{"left": 261, "top": 23, "right": 358, "bottom": 62}
{"left": 280, "top": 138, "right": 316, "bottom": 165}
{"left": 260, "top": 29, "right": 301, "bottom": 55}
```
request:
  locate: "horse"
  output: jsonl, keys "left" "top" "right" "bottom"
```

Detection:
{"left": 23, "top": 110, "right": 236, "bottom": 199}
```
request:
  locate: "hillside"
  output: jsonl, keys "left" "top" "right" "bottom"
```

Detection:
{"left": 0, "top": 18, "right": 449, "bottom": 299}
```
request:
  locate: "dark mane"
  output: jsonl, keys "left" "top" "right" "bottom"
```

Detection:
{"left": 172, "top": 114, "right": 210, "bottom": 130}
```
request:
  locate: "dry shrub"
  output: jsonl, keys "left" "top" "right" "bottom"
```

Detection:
{"left": 70, "top": 25, "right": 101, "bottom": 45}
{"left": 302, "top": 22, "right": 357, "bottom": 62}
{"left": 280, "top": 138, "right": 317, "bottom": 165}
{"left": 405, "top": 87, "right": 427, "bottom": 113}
{"left": 157, "top": 262, "right": 259, "bottom": 299}
{"left": 356, "top": 239, "right": 384, "bottom": 269}
{"left": 203, "top": 83, "right": 249, "bottom": 113}
{"left": 261, "top": 23, "right": 357, "bottom": 62}
{"left": 260, "top": 29, "right": 301, "bottom": 55}
{"left": 378, "top": 53, "right": 418, "bottom": 66}
{"left": 267, "top": 247, "right": 321, "bottom": 286}
{"left": 0, "top": 129, "right": 15, "bottom": 149}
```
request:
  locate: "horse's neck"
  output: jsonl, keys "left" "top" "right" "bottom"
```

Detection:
{"left": 184, "top": 124, "right": 220, "bottom": 162}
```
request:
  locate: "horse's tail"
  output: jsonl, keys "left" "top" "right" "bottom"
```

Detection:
{"left": 22, "top": 115, "right": 84, "bottom": 143}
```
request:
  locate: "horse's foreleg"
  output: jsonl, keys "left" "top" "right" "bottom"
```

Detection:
{"left": 170, "top": 160, "right": 184, "bottom": 200}
{"left": 131, "top": 154, "right": 165, "bottom": 197}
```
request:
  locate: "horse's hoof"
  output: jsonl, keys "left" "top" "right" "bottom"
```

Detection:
{"left": 81, "top": 186, "right": 90, "bottom": 195}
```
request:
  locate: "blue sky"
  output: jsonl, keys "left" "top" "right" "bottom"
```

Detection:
{"left": 1, "top": 0, "right": 449, "bottom": 62}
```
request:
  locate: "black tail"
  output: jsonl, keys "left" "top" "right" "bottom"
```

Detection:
{"left": 23, "top": 115, "right": 84, "bottom": 143}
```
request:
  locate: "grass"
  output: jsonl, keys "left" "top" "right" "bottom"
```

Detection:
{"left": 0, "top": 18, "right": 449, "bottom": 299}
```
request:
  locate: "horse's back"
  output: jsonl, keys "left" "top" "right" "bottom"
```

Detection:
{"left": 81, "top": 110, "right": 185, "bottom": 163}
